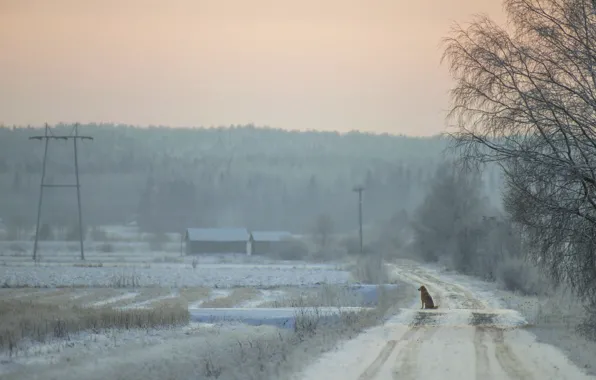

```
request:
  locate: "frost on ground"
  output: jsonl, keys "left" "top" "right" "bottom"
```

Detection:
{"left": 86, "top": 292, "right": 139, "bottom": 307}
{"left": 412, "top": 260, "right": 596, "bottom": 376}
{"left": 188, "top": 288, "right": 232, "bottom": 307}
{"left": 237, "top": 289, "right": 288, "bottom": 307}
{"left": 0, "top": 244, "right": 341, "bottom": 267}
{"left": 119, "top": 293, "right": 179, "bottom": 310}
{"left": 1, "top": 324, "right": 285, "bottom": 380}
{"left": 1, "top": 280, "right": 418, "bottom": 380}
{"left": 294, "top": 260, "right": 594, "bottom": 380}
{"left": 389, "top": 259, "right": 596, "bottom": 377}
{"left": 0, "top": 264, "right": 350, "bottom": 287}
{"left": 492, "top": 286, "right": 596, "bottom": 376}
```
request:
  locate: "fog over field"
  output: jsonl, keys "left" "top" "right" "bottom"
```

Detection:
{"left": 0, "top": 125, "right": 503, "bottom": 235}
{"left": 1, "top": 123, "right": 595, "bottom": 379}
{"left": 2, "top": 0, "right": 596, "bottom": 379}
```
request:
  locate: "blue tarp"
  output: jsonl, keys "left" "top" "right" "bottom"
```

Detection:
{"left": 189, "top": 307, "right": 368, "bottom": 329}
{"left": 189, "top": 283, "right": 400, "bottom": 329}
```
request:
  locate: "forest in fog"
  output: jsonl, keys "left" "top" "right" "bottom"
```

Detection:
{"left": 0, "top": 123, "right": 503, "bottom": 235}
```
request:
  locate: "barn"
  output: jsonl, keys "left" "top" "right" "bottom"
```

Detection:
{"left": 250, "top": 231, "right": 293, "bottom": 255}
{"left": 184, "top": 228, "right": 250, "bottom": 255}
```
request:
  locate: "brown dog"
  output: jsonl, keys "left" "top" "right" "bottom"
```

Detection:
{"left": 418, "top": 285, "right": 439, "bottom": 309}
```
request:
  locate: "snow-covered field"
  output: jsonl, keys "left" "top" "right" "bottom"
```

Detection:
{"left": 5, "top": 243, "right": 595, "bottom": 380}
{"left": 0, "top": 244, "right": 350, "bottom": 288}
{"left": 0, "top": 264, "right": 349, "bottom": 288}
{"left": 0, "top": 280, "right": 414, "bottom": 380}
{"left": 0, "top": 241, "right": 338, "bottom": 266}
{"left": 0, "top": 245, "right": 370, "bottom": 379}
{"left": 1, "top": 320, "right": 289, "bottom": 379}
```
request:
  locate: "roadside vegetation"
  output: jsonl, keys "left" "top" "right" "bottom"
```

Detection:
{"left": 0, "top": 298, "right": 189, "bottom": 355}
{"left": 382, "top": 0, "right": 596, "bottom": 341}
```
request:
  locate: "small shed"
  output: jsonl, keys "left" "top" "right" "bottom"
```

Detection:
{"left": 250, "top": 231, "right": 293, "bottom": 255}
{"left": 185, "top": 228, "right": 250, "bottom": 255}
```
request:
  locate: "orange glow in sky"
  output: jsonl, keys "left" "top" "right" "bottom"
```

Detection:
{"left": 0, "top": 0, "right": 505, "bottom": 135}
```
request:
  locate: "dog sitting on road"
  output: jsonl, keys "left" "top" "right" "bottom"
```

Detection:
{"left": 418, "top": 285, "right": 439, "bottom": 309}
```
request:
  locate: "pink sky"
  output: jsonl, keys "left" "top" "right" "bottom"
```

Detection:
{"left": 0, "top": 0, "right": 505, "bottom": 136}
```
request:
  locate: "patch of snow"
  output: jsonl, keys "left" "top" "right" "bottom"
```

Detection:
{"left": 69, "top": 291, "right": 89, "bottom": 300}
{"left": 236, "top": 289, "right": 287, "bottom": 307}
{"left": 86, "top": 292, "right": 139, "bottom": 308}
{"left": 119, "top": 293, "right": 179, "bottom": 310}
{"left": 189, "top": 288, "right": 232, "bottom": 308}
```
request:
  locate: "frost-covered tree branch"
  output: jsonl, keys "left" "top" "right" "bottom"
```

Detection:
{"left": 442, "top": 0, "right": 596, "bottom": 307}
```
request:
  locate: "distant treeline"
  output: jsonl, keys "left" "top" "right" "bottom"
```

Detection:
{"left": 0, "top": 124, "right": 502, "bottom": 234}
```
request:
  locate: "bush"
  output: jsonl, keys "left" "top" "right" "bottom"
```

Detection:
{"left": 577, "top": 303, "right": 596, "bottom": 341}
{"left": 98, "top": 242, "right": 115, "bottom": 253}
{"left": 339, "top": 236, "right": 360, "bottom": 255}
{"left": 38, "top": 223, "right": 54, "bottom": 241}
{"left": 148, "top": 232, "right": 169, "bottom": 251}
{"left": 277, "top": 239, "right": 309, "bottom": 260}
{"left": 309, "top": 245, "right": 347, "bottom": 262}
{"left": 65, "top": 223, "right": 87, "bottom": 241}
{"left": 351, "top": 254, "right": 389, "bottom": 284}
{"left": 90, "top": 226, "right": 108, "bottom": 241}
{"left": 495, "top": 257, "right": 550, "bottom": 296}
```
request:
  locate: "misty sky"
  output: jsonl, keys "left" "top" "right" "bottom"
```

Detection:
{"left": 0, "top": 0, "right": 505, "bottom": 136}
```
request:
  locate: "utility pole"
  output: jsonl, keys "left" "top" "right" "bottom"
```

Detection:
{"left": 353, "top": 185, "right": 365, "bottom": 255}
{"left": 30, "top": 123, "right": 93, "bottom": 261}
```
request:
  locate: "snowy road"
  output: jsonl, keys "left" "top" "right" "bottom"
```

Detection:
{"left": 295, "top": 262, "right": 595, "bottom": 380}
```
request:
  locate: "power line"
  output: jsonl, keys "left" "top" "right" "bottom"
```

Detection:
{"left": 29, "top": 123, "right": 93, "bottom": 261}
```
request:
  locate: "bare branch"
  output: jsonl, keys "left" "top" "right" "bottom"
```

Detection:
{"left": 443, "top": 0, "right": 596, "bottom": 303}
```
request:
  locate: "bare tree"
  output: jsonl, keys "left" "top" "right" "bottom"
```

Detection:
{"left": 442, "top": 0, "right": 596, "bottom": 312}
{"left": 410, "top": 161, "right": 488, "bottom": 265}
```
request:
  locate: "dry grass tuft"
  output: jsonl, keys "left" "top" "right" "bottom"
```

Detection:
{"left": 73, "top": 289, "right": 122, "bottom": 307}
{"left": 178, "top": 287, "right": 211, "bottom": 303}
{"left": 0, "top": 288, "right": 46, "bottom": 301}
{"left": 110, "top": 273, "right": 141, "bottom": 288}
{"left": 73, "top": 262, "right": 104, "bottom": 268}
{"left": 349, "top": 254, "right": 390, "bottom": 284}
{"left": 0, "top": 299, "right": 189, "bottom": 355}
{"left": 200, "top": 288, "right": 261, "bottom": 308}
{"left": 262, "top": 285, "right": 363, "bottom": 308}
{"left": 108, "top": 288, "right": 171, "bottom": 308}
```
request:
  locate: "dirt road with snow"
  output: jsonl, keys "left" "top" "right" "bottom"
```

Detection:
{"left": 295, "top": 261, "right": 595, "bottom": 380}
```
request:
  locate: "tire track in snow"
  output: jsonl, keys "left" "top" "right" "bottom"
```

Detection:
{"left": 474, "top": 328, "right": 492, "bottom": 380}
{"left": 470, "top": 310, "right": 533, "bottom": 379}
{"left": 389, "top": 312, "right": 443, "bottom": 380}
{"left": 471, "top": 311, "right": 496, "bottom": 379}
{"left": 490, "top": 328, "right": 535, "bottom": 380}
{"left": 394, "top": 264, "right": 536, "bottom": 380}
{"left": 391, "top": 326, "right": 439, "bottom": 380}
{"left": 356, "top": 311, "right": 442, "bottom": 380}
{"left": 356, "top": 327, "right": 424, "bottom": 379}
{"left": 356, "top": 340, "right": 399, "bottom": 380}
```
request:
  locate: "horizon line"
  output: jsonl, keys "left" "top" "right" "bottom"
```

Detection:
{"left": 0, "top": 122, "right": 447, "bottom": 139}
